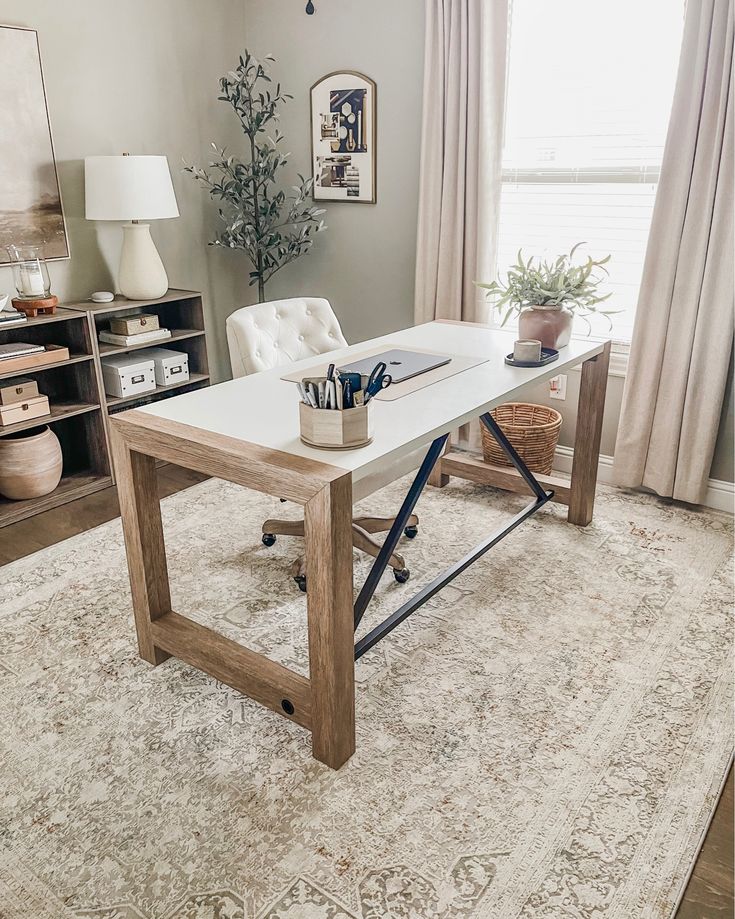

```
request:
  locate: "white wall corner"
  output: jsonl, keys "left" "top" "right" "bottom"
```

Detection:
{"left": 553, "top": 446, "right": 735, "bottom": 513}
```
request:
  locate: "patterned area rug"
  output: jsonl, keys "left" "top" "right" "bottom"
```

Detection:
{"left": 0, "top": 475, "right": 732, "bottom": 919}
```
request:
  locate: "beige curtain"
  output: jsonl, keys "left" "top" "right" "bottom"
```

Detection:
{"left": 613, "top": 0, "right": 734, "bottom": 504}
{"left": 414, "top": 0, "right": 508, "bottom": 326}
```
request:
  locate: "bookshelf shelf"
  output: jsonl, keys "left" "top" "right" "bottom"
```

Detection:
{"left": 0, "top": 401, "right": 101, "bottom": 438}
{"left": 0, "top": 290, "right": 209, "bottom": 529}
{"left": 0, "top": 352, "right": 93, "bottom": 382}
{"left": 0, "top": 308, "right": 110, "bottom": 527}
{"left": 106, "top": 373, "right": 210, "bottom": 408}
{"left": 97, "top": 328, "right": 205, "bottom": 358}
{"left": 0, "top": 470, "right": 112, "bottom": 528}
{"left": 66, "top": 288, "right": 210, "bottom": 483}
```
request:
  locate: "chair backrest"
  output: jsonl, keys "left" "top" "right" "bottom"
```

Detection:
{"left": 226, "top": 297, "right": 348, "bottom": 377}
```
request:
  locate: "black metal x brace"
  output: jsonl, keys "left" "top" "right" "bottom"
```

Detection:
{"left": 353, "top": 412, "right": 554, "bottom": 659}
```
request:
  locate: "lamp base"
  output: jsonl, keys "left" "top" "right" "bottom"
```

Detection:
{"left": 118, "top": 222, "right": 169, "bottom": 301}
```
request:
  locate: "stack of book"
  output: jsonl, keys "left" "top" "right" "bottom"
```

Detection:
{"left": 0, "top": 308, "right": 28, "bottom": 329}
{"left": 0, "top": 342, "right": 44, "bottom": 362}
{"left": 99, "top": 312, "right": 171, "bottom": 348}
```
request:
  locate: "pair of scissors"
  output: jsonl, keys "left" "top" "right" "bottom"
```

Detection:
{"left": 364, "top": 362, "right": 393, "bottom": 401}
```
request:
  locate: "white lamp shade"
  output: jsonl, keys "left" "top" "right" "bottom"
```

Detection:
{"left": 85, "top": 155, "right": 179, "bottom": 221}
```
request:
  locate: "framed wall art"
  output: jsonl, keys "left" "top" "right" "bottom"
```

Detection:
{"left": 0, "top": 25, "right": 69, "bottom": 264}
{"left": 310, "top": 71, "right": 376, "bottom": 204}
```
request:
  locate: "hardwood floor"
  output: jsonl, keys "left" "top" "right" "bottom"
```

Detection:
{"left": 0, "top": 467, "right": 732, "bottom": 915}
{"left": 0, "top": 464, "right": 208, "bottom": 565}
{"left": 677, "top": 766, "right": 734, "bottom": 919}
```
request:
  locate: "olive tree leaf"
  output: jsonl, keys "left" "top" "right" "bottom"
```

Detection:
{"left": 185, "top": 51, "right": 326, "bottom": 301}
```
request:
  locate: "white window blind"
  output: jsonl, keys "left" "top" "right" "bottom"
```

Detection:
{"left": 493, "top": 0, "right": 684, "bottom": 342}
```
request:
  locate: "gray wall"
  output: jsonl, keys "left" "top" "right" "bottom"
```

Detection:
{"left": 2, "top": 1, "right": 731, "bottom": 483}
{"left": 518, "top": 363, "right": 624, "bottom": 458}
{"left": 0, "top": 0, "right": 251, "bottom": 381}
{"left": 242, "top": 0, "right": 733, "bottom": 485}
{"left": 242, "top": 0, "right": 425, "bottom": 344}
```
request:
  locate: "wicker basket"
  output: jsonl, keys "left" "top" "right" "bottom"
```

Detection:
{"left": 481, "top": 402, "right": 562, "bottom": 475}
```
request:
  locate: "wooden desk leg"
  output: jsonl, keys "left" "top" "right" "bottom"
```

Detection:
{"left": 304, "top": 473, "right": 356, "bottom": 769}
{"left": 428, "top": 435, "right": 451, "bottom": 488}
{"left": 111, "top": 429, "right": 171, "bottom": 665}
{"left": 568, "top": 341, "right": 611, "bottom": 526}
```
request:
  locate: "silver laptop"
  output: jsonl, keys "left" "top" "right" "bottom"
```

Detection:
{"left": 339, "top": 349, "right": 451, "bottom": 384}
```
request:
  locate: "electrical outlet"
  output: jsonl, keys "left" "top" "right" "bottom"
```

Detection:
{"left": 549, "top": 374, "right": 567, "bottom": 400}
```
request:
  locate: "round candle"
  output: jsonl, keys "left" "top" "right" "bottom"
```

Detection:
{"left": 514, "top": 339, "right": 542, "bottom": 363}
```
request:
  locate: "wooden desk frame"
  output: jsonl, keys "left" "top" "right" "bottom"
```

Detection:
{"left": 430, "top": 340, "right": 611, "bottom": 526}
{"left": 110, "top": 341, "right": 610, "bottom": 770}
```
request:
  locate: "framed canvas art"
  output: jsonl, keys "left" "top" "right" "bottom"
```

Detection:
{"left": 310, "top": 71, "right": 376, "bottom": 204}
{"left": 0, "top": 25, "right": 69, "bottom": 264}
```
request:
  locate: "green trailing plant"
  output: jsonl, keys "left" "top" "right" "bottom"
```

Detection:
{"left": 185, "top": 51, "right": 326, "bottom": 302}
{"left": 477, "top": 243, "right": 615, "bottom": 332}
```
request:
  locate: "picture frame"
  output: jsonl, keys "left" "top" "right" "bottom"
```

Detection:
{"left": 0, "top": 24, "right": 69, "bottom": 264}
{"left": 310, "top": 71, "right": 376, "bottom": 204}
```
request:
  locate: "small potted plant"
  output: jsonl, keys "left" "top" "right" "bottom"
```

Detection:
{"left": 477, "top": 243, "right": 613, "bottom": 349}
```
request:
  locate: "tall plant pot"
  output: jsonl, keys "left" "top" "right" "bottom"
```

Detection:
{"left": 519, "top": 305, "right": 573, "bottom": 350}
{"left": 0, "top": 425, "right": 63, "bottom": 500}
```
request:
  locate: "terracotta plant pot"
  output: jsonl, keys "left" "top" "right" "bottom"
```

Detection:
{"left": 518, "top": 305, "right": 574, "bottom": 350}
{"left": 0, "top": 425, "right": 63, "bottom": 500}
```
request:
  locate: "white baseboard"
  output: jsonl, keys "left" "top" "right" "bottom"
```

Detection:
{"left": 702, "top": 477, "right": 735, "bottom": 514}
{"left": 552, "top": 445, "right": 614, "bottom": 480}
{"left": 553, "top": 446, "right": 734, "bottom": 513}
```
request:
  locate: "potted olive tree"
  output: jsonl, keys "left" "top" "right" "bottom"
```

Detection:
{"left": 186, "top": 52, "right": 326, "bottom": 302}
{"left": 477, "top": 243, "right": 613, "bottom": 348}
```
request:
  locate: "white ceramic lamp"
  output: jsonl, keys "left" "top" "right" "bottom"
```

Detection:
{"left": 85, "top": 154, "right": 179, "bottom": 300}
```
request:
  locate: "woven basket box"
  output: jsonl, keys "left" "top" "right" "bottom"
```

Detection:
{"left": 109, "top": 313, "right": 160, "bottom": 336}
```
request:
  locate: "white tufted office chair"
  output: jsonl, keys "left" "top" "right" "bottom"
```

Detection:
{"left": 226, "top": 297, "right": 418, "bottom": 591}
{"left": 227, "top": 297, "right": 348, "bottom": 378}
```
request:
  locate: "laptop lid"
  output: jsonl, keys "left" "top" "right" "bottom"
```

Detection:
{"left": 339, "top": 349, "right": 451, "bottom": 384}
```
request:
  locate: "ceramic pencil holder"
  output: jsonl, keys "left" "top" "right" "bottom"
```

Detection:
{"left": 299, "top": 401, "right": 373, "bottom": 449}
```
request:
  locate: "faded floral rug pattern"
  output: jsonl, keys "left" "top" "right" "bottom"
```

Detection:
{"left": 0, "top": 475, "right": 732, "bottom": 919}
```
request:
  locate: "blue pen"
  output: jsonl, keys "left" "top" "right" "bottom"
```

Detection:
{"left": 343, "top": 379, "right": 353, "bottom": 408}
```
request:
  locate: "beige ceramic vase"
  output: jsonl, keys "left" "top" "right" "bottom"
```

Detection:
{"left": 0, "top": 425, "right": 63, "bottom": 500}
{"left": 518, "top": 305, "right": 574, "bottom": 350}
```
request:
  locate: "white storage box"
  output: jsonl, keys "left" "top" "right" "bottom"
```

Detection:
{"left": 101, "top": 353, "right": 156, "bottom": 399}
{"left": 138, "top": 347, "right": 190, "bottom": 386}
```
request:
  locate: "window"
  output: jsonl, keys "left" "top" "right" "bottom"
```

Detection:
{"left": 493, "top": 0, "right": 684, "bottom": 342}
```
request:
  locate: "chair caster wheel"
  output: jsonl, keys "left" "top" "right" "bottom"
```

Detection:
{"left": 404, "top": 525, "right": 418, "bottom": 539}
{"left": 393, "top": 567, "right": 410, "bottom": 584}
{"left": 262, "top": 533, "right": 277, "bottom": 547}
{"left": 294, "top": 574, "right": 307, "bottom": 592}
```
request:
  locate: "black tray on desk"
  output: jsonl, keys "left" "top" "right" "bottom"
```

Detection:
{"left": 505, "top": 347, "right": 559, "bottom": 368}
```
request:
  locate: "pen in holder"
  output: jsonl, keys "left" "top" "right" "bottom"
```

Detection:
{"left": 297, "top": 362, "right": 390, "bottom": 448}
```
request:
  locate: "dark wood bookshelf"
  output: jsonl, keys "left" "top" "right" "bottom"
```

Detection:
{"left": 66, "top": 289, "right": 210, "bottom": 481}
{"left": 0, "top": 290, "right": 209, "bottom": 528}
{"left": 0, "top": 308, "right": 111, "bottom": 527}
